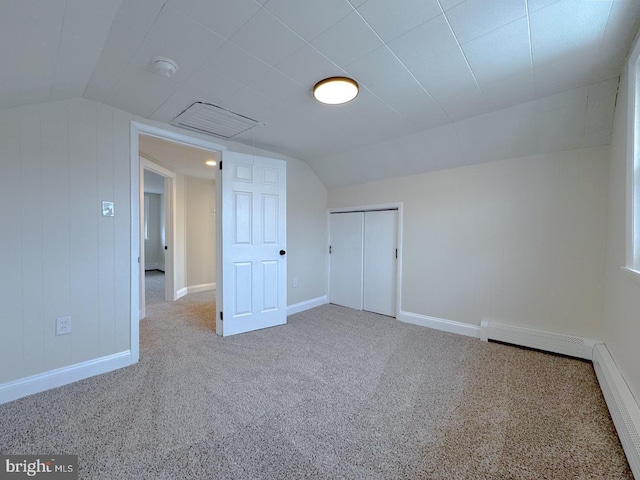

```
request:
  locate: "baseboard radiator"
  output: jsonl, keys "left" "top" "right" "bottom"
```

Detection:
{"left": 480, "top": 320, "right": 596, "bottom": 360}
{"left": 593, "top": 344, "right": 640, "bottom": 479}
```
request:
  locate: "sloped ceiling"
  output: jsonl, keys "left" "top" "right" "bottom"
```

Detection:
{"left": 2, "top": 0, "right": 640, "bottom": 187}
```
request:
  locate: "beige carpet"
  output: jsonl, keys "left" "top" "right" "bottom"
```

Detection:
{"left": 144, "top": 270, "right": 165, "bottom": 306}
{"left": 0, "top": 291, "right": 631, "bottom": 479}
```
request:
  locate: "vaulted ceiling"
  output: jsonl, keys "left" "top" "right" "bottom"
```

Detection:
{"left": 2, "top": 0, "right": 640, "bottom": 187}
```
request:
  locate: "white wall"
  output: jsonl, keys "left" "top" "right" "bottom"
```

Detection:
{"left": 602, "top": 66, "right": 640, "bottom": 401}
{"left": 0, "top": 98, "right": 132, "bottom": 384}
{"left": 286, "top": 158, "right": 329, "bottom": 305}
{"left": 185, "top": 176, "right": 216, "bottom": 288}
{"left": 329, "top": 146, "right": 609, "bottom": 339}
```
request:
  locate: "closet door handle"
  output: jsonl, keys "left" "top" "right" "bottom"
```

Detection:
{"left": 279, "top": 250, "right": 286, "bottom": 256}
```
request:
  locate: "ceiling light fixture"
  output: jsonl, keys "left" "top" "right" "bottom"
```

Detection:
{"left": 152, "top": 56, "right": 179, "bottom": 77}
{"left": 205, "top": 160, "right": 216, "bottom": 167}
{"left": 313, "top": 77, "right": 359, "bottom": 105}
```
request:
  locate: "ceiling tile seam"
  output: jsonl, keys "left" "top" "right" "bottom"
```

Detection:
{"left": 234, "top": 6, "right": 309, "bottom": 48}
{"left": 177, "top": 45, "right": 253, "bottom": 103}
{"left": 266, "top": 1, "right": 355, "bottom": 43}
{"left": 440, "top": 5, "right": 490, "bottom": 112}
{"left": 91, "top": 2, "right": 172, "bottom": 105}
{"left": 170, "top": 2, "right": 259, "bottom": 43}
{"left": 345, "top": 54, "right": 449, "bottom": 130}
{"left": 151, "top": 4, "right": 227, "bottom": 90}
{"left": 278, "top": 40, "right": 349, "bottom": 87}
{"left": 587, "top": 0, "right": 616, "bottom": 86}
{"left": 149, "top": 1, "right": 170, "bottom": 35}
{"left": 147, "top": 89, "right": 187, "bottom": 120}
{"left": 49, "top": 0, "right": 70, "bottom": 102}
{"left": 344, "top": 3, "right": 454, "bottom": 126}
{"left": 460, "top": 15, "right": 537, "bottom": 97}
{"left": 524, "top": 0, "right": 536, "bottom": 97}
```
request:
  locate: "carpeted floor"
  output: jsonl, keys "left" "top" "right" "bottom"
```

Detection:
{"left": 145, "top": 270, "right": 165, "bottom": 306}
{"left": 0, "top": 292, "right": 632, "bottom": 479}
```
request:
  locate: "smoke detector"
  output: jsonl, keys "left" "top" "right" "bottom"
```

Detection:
{"left": 152, "top": 57, "right": 179, "bottom": 77}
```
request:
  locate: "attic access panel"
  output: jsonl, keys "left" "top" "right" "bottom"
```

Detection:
{"left": 170, "top": 102, "right": 261, "bottom": 139}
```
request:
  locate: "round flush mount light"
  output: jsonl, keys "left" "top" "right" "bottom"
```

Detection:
{"left": 205, "top": 160, "right": 216, "bottom": 167}
{"left": 152, "top": 56, "right": 179, "bottom": 77}
{"left": 313, "top": 77, "right": 359, "bottom": 105}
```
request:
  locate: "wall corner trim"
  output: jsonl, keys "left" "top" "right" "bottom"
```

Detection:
{"left": 593, "top": 343, "right": 640, "bottom": 478}
{"left": 397, "top": 311, "right": 481, "bottom": 338}
{"left": 0, "top": 351, "right": 134, "bottom": 405}
{"left": 287, "top": 296, "right": 329, "bottom": 316}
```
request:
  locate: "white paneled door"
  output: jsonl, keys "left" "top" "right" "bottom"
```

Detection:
{"left": 329, "top": 212, "right": 364, "bottom": 310}
{"left": 219, "top": 152, "right": 286, "bottom": 336}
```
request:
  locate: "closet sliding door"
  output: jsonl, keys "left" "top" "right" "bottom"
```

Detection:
{"left": 329, "top": 212, "right": 364, "bottom": 310}
{"left": 363, "top": 210, "right": 397, "bottom": 316}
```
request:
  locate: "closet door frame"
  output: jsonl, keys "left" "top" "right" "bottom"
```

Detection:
{"left": 327, "top": 202, "right": 403, "bottom": 318}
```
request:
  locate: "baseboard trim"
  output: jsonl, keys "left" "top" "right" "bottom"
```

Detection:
{"left": 593, "top": 344, "right": 640, "bottom": 478}
{"left": 187, "top": 282, "right": 216, "bottom": 294}
{"left": 287, "top": 296, "right": 328, "bottom": 316}
{"left": 0, "top": 350, "right": 134, "bottom": 405}
{"left": 397, "top": 311, "right": 481, "bottom": 338}
{"left": 176, "top": 287, "right": 188, "bottom": 299}
{"left": 480, "top": 320, "right": 597, "bottom": 360}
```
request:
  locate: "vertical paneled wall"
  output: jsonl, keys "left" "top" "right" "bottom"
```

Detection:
{"left": 0, "top": 98, "right": 132, "bottom": 384}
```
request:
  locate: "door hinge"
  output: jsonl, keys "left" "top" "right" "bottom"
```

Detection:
{"left": 220, "top": 311, "right": 223, "bottom": 321}
{"left": 395, "top": 248, "right": 398, "bottom": 259}
{"left": 329, "top": 245, "right": 332, "bottom": 254}
{"left": 219, "top": 161, "right": 222, "bottom": 170}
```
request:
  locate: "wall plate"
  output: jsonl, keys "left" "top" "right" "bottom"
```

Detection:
{"left": 101, "top": 201, "right": 114, "bottom": 217}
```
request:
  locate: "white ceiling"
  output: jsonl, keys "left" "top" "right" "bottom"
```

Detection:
{"left": 140, "top": 134, "right": 218, "bottom": 179}
{"left": 3, "top": 0, "right": 640, "bottom": 187}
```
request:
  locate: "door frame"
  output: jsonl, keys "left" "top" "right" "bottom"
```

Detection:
{"left": 130, "top": 121, "right": 225, "bottom": 362}
{"left": 140, "top": 156, "right": 176, "bottom": 320}
{"left": 327, "top": 202, "right": 403, "bottom": 318}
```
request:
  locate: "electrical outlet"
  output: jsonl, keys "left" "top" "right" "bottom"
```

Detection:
{"left": 56, "top": 317, "right": 72, "bottom": 336}
{"left": 293, "top": 277, "right": 299, "bottom": 288}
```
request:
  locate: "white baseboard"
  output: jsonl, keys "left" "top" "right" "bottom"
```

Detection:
{"left": 176, "top": 287, "right": 188, "bottom": 299}
{"left": 287, "top": 295, "right": 328, "bottom": 316}
{"left": 397, "top": 311, "right": 481, "bottom": 338}
{"left": 480, "top": 320, "right": 597, "bottom": 360}
{"left": 0, "top": 351, "right": 134, "bottom": 405}
{"left": 188, "top": 282, "right": 216, "bottom": 294}
{"left": 593, "top": 344, "right": 640, "bottom": 478}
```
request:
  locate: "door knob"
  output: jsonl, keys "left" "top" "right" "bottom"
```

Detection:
{"left": 279, "top": 250, "right": 286, "bottom": 256}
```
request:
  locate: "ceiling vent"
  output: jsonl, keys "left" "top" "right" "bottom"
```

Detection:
{"left": 170, "top": 102, "right": 262, "bottom": 139}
